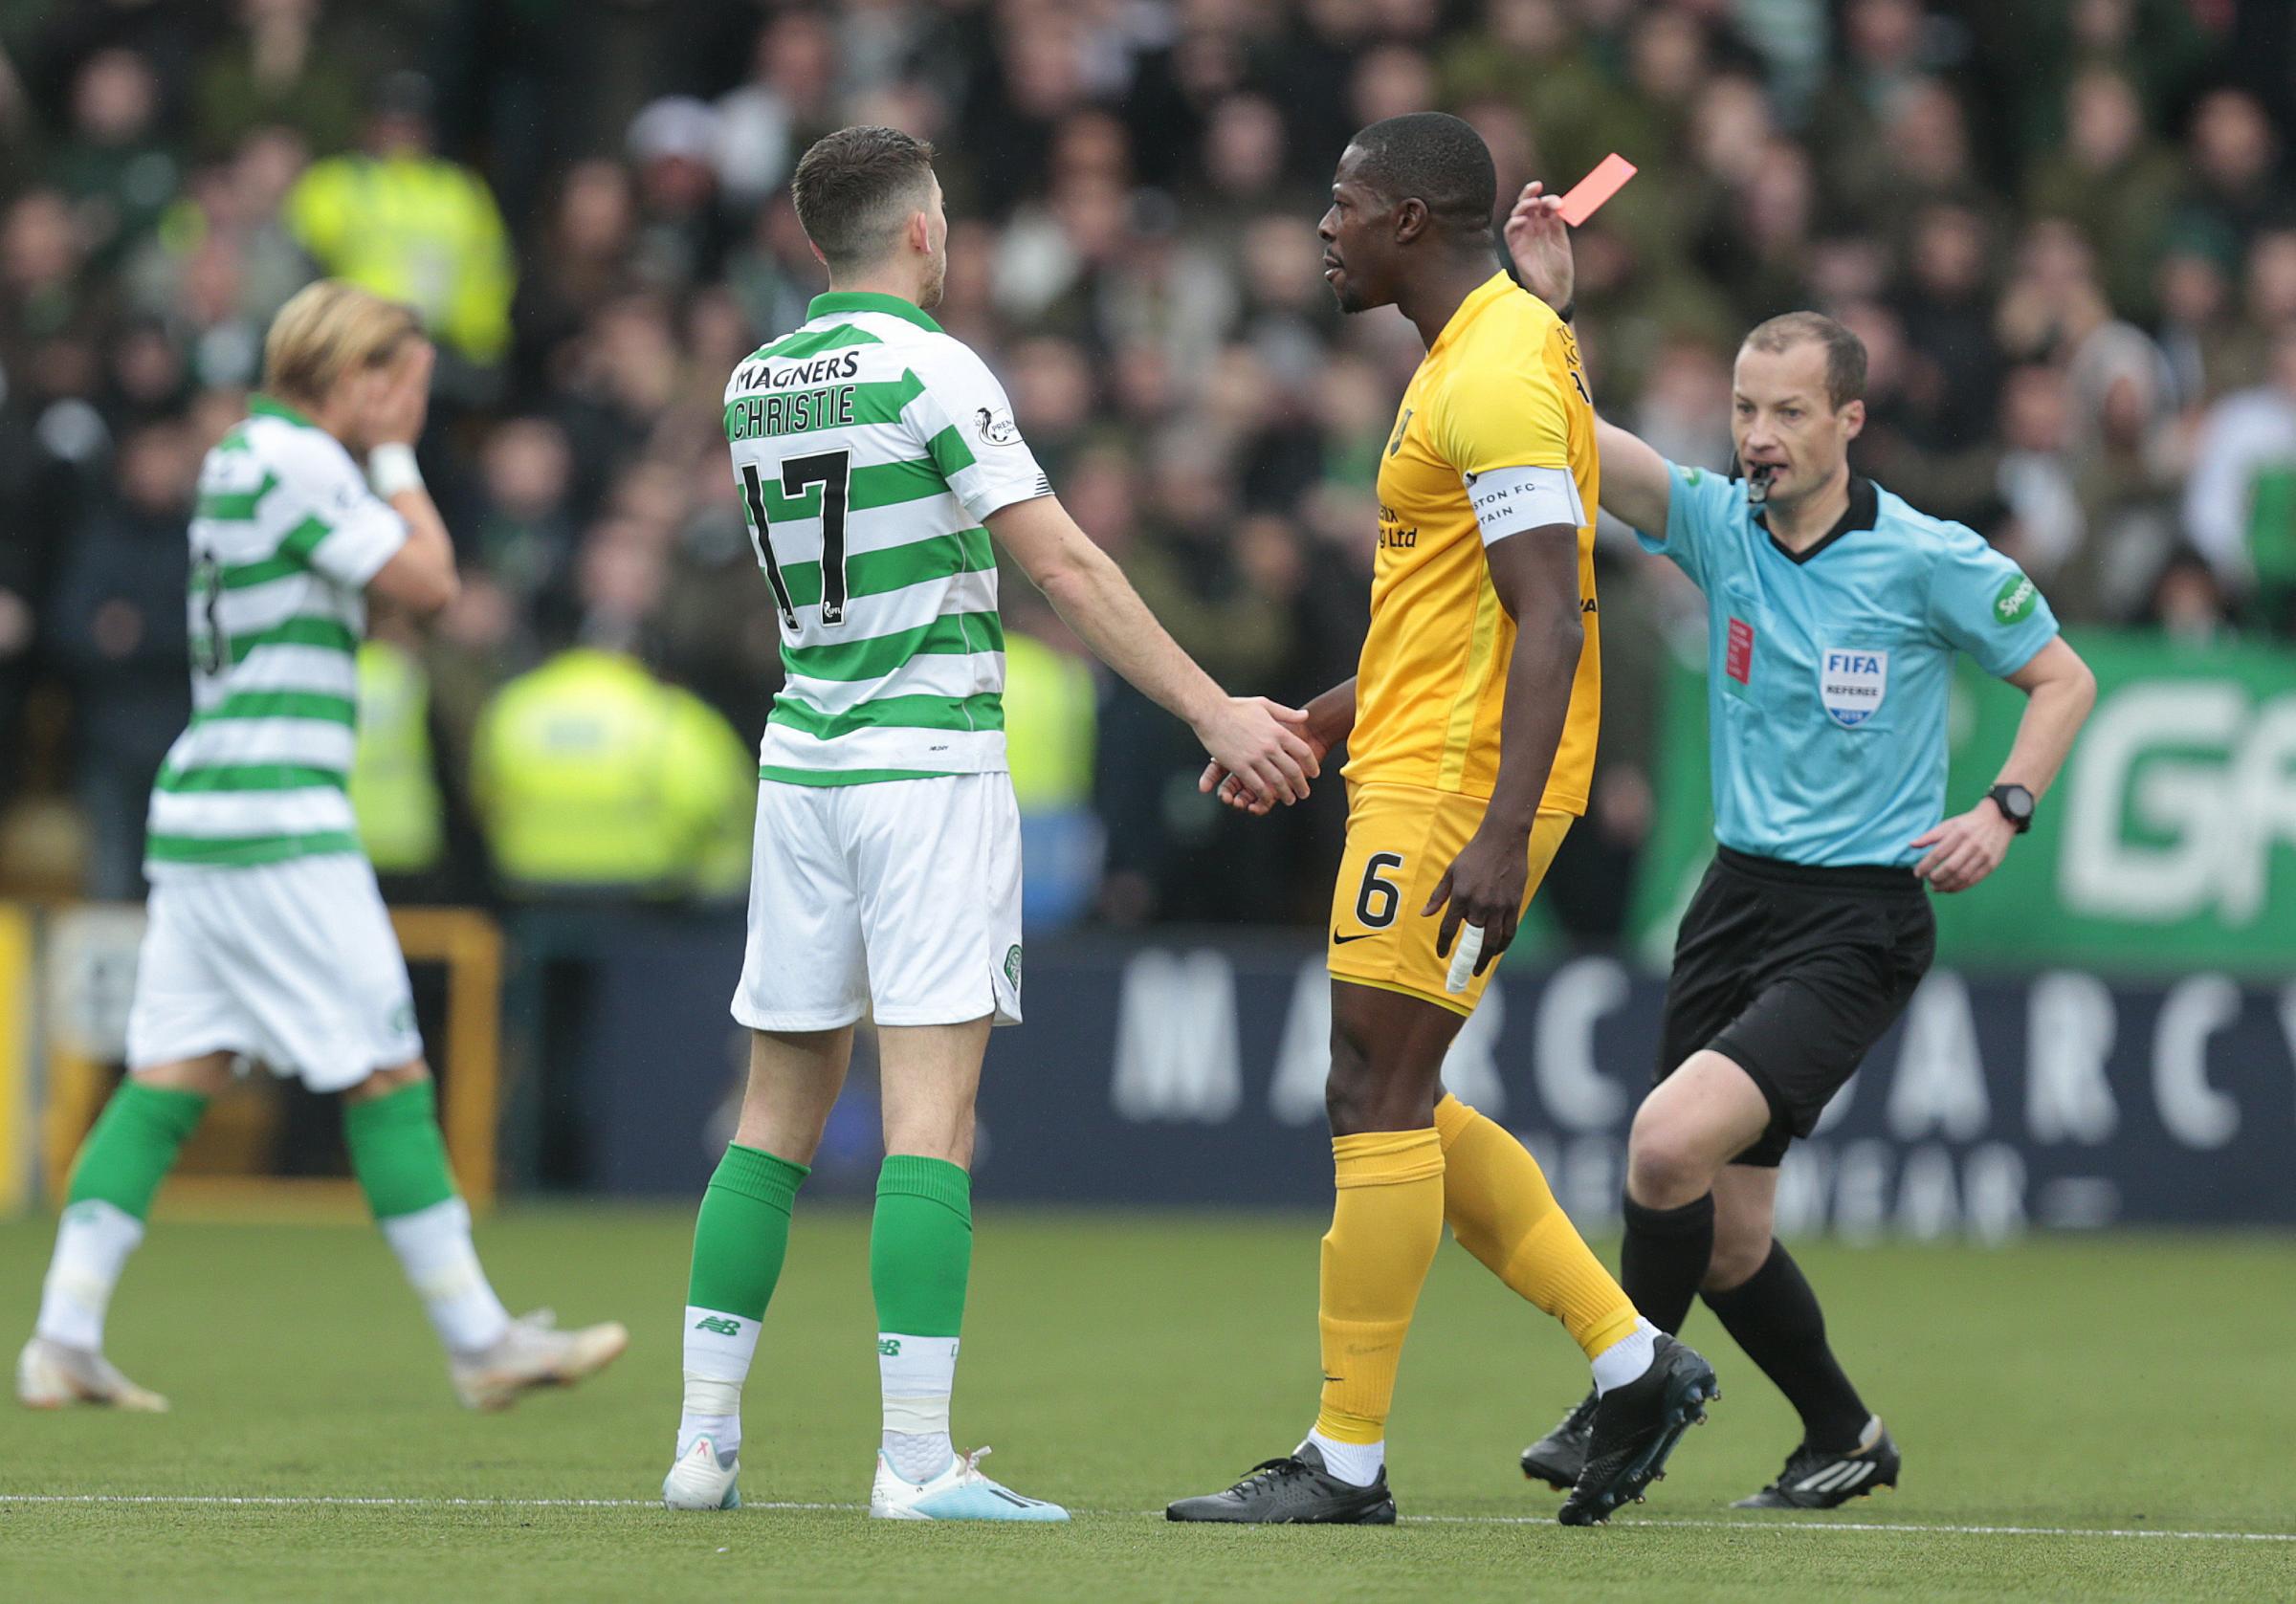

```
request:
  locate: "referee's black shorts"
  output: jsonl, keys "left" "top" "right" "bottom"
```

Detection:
{"left": 1655, "top": 846, "right": 1935, "bottom": 1167}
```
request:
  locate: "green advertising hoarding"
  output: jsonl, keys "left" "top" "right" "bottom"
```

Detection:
{"left": 1628, "top": 631, "right": 2296, "bottom": 977}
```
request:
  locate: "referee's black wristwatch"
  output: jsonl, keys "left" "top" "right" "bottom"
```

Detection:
{"left": 1986, "top": 783, "right": 2035, "bottom": 833}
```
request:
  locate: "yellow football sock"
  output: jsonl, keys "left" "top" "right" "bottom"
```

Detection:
{"left": 1434, "top": 1095, "right": 1640, "bottom": 1362}
{"left": 1314, "top": 1128, "right": 1446, "bottom": 1445}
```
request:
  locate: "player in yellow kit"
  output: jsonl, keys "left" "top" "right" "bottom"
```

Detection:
{"left": 1167, "top": 115, "right": 1715, "bottom": 1527}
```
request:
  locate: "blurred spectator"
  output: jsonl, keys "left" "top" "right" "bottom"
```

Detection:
{"left": 347, "top": 626, "right": 447, "bottom": 890}
{"left": 3, "top": 188, "right": 104, "bottom": 379}
{"left": 2243, "top": 229, "right": 2296, "bottom": 349}
{"left": 1004, "top": 609, "right": 1102, "bottom": 931}
{"left": 548, "top": 294, "right": 690, "bottom": 510}
{"left": 470, "top": 527, "right": 752, "bottom": 903}
{"left": 511, "top": 159, "right": 638, "bottom": 396}
{"left": 626, "top": 97, "right": 729, "bottom": 292}
{"left": 1439, "top": 0, "right": 1613, "bottom": 187}
{"left": 48, "top": 49, "right": 180, "bottom": 270}
{"left": 2154, "top": 234, "right": 2243, "bottom": 406}
{"left": 45, "top": 423, "right": 194, "bottom": 899}
{"left": 1808, "top": 0, "right": 1941, "bottom": 200}
{"left": 2140, "top": 545, "right": 2238, "bottom": 647}
{"left": 1629, "top": 335, "right": 1733, "bottom": 478}
{"left": 284, "top": 72, "right": 514, "bottom": 376}
{"left": 2177, "top": 88, "right": 2286, "bottom": 253}
{"left": 193, "top": 0, "right": 363, "bottom": 158}
{"left": 461, "top": 415, "right": 580, "bottom": 626}
{"left": 1890, "top": 204, "right": 2003, "bottom": 445}
{"left": 713, "top": 8, "right": 840, "bottom": 211}
{"left": 2184, "top": 325, "right": 2296, "bottom": 624}
{"left": 2025, "top": 67, "right": 2182, "bottom": 319}
{"left": 1182, "top": 94, "right": 1301, "bottom": 253}
{"left": 1993, "top": 364, "right": 2086, "bottom": 592}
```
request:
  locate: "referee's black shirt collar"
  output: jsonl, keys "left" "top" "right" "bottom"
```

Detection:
{"left": 1755, "top": 473, "right": 1878, "bottom": 565}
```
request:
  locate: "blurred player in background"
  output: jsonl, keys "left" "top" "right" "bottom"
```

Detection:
{"left": 1505, "top": 186, "right": 2095, "bottom": 1509}
{"left": 660, "top": 126, "right": 1316, "bottom": 1521}
{"left": 17, "top": 281, "right": 628, "bottom": 1415}
{"left": 1170, "top": 115, "right": 1714, "bottom": 1529}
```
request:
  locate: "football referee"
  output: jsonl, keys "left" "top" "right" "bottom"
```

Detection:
{"left": 1504, "top": 186, "right": 2096, "bottom": 1507}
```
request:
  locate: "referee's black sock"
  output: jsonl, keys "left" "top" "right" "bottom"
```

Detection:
{"left": 1618, "top": 1191, "right": 1713, "bottom": 1336}
{"left": 1701, "top": 1241, "right": 1870, "bottom": 1454}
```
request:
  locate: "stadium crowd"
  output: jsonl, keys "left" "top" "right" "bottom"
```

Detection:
{"left": 1, "top": 0, "right": 2292, "bottom": 933}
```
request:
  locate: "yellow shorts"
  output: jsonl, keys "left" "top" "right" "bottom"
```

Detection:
{"left": 1326, "top": 782, "right": 1574, "bottom": 1016}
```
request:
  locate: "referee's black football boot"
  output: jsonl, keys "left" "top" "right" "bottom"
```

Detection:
{"left": 1556, "top": 1335, "right": 1718, "bottom": 1527}
{"left": 1519, "top": 1388, "right": 1598, "bottom": 1490}
{"left": 1165, "top": 1442, "right": 1397, "bottom": 1525}
{"left": 1734, "top": 1417, "right": 1899, "bottom": 1509}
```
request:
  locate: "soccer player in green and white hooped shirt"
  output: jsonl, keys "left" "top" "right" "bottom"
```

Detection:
{"left": 17, "top": 282, "right": 628, "bottom": 1416}
{"left": 658, "top": 127, "right": 1322, "bottom": 1520}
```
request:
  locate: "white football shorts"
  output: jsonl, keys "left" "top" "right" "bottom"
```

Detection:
{"left": 733, "top": 773, "right": 1024, "bottom": 1032}
{"left": 124, "top": 853, "right": 423, "bottom": 1092}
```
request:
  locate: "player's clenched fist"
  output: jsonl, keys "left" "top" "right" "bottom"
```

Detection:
{"left": 1192, "top": 696, "right": 1319, "bottom": 806}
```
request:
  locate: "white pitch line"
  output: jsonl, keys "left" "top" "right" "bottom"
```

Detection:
{"left": 2, "top": 1495, "right": 2290, "bottom": 1545}
{"left": 0, "top": 1495, "right": 814, "bottom": 1511}
{"left": 1402, "top": 1514, "right": 2296, "bottom": 1544}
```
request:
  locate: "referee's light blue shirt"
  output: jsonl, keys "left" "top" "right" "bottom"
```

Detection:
{"left": 1640, "top": 462, "right": 2060, "bottom": 868}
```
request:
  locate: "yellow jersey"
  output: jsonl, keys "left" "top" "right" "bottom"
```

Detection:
{"left": 1344, "top": 271, "right": 1600, "bottom": 812}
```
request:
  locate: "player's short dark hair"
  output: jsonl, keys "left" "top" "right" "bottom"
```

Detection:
{"left": 1345, "top": 112, "right": 1497, "bottom": 234}
{"left": 790, "top": 125, "right": 938, "bottom": 272}
{"left": 1742, "top": 312, "right": 1867, "bottom": 410}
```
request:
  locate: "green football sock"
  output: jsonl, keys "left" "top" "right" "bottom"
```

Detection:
{"left": 870, "top": 1154, "right": 972, "bottom": 1338}
{"left": 342, "top": 1080, "right": 457, "bottom": 1220}
{"left": 678, "top": 1145, "right": 808, "bottom": 1454}
{"left": 39, "top": 1081, "right": 208, "bottom": 1349}
{"left": 871, "top": 1155, "right": 972, "bottom": 1461}
{"left": 342, "top": 1080, "right": 510, "bottom": 1354}
{"left": 687, "top": 1143, "right": 808, "bottom": 1321}
{"left": 66, "top": 1082, "right": 210, "bottom": 1220}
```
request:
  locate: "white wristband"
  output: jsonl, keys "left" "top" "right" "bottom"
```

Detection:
{"left": 368, "top": 443, "right": 424, "bottom": 498}
{"left": 1445, "top": 922, "right": 1486, "bottom": 994}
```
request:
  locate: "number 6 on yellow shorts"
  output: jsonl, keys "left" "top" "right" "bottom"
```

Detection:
{"left": 1324, "top": 782, "right": 1574, "bottom": 1016}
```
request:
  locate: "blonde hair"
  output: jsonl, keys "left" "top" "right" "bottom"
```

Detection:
{"left": 262, "top": 280, "right": 424, "bottom": 406}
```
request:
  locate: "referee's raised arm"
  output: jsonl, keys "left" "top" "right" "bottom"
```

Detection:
{"left": 1505, "top": 182, "right": 1670, "bottom": 534}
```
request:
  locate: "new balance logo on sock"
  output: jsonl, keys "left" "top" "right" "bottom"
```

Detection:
{"left": 878, "top": 1338, "right": 901, "bottom": 1356}
{"left": 693, "top": 1316, "right": 743, "bottom": 1336}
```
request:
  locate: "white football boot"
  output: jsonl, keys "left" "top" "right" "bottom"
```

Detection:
{"left": 662, "top": 1436, "right": 741, "bottom": 1510}
{"left": 15, "top": 1335, "right": 168, "bottom": 1412}
{"left": 870, "top": 1445, "right": 1069, "bottom": 1522}
{"left": 450, "top": 1309, "right": 629, "bottom": 1410}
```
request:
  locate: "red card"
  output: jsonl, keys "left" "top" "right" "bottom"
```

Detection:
{"left": 1556, "top": 154, "right": 1638, "bottom": 227}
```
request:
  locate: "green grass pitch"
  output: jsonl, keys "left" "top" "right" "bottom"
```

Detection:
{"left": 2, "top": 1208, "right": 2288, "bottom": 1601}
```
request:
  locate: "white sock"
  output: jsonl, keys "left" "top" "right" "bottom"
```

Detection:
{"left": 1590, "top": 1316, "right": 1663, "bottom": 1395}
{"left": 878, "top": 1333, "right": 958, "bottom": 1483}
{"left": 379, "top": 1198, "right": 513, "bottom": 1356}
{"left": 35, "top": 1200, "right": 145, "bottom": 1351}
{"left": 1303, "top": 1429, "right": 1384, "bottom": 1487}
{"left": 680, "top": 1304, "right": 762, "bottom": 1458}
